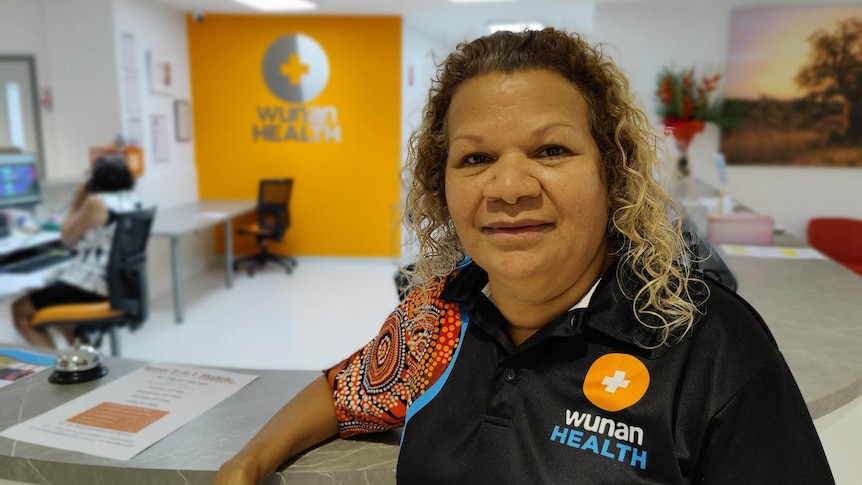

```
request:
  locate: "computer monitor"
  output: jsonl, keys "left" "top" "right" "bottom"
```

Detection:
{"left": 0, "top": 152, "right": 41, "bottom": 209}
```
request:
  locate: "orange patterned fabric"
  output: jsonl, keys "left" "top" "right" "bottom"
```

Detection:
{"left": 325, "top": 278, "right": 463, "bottom": 438}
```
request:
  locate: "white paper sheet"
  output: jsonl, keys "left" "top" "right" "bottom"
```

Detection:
{"left": 0, "top": 364, "right": 257, "bottom": 460}
{"left": 720, "top": 245, "right": 827, "bottom": 260}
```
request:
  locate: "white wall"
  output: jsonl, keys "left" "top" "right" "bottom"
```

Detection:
{"left": 42, "top": 0, "right": 122, "bottom": 181}
{"left": 398, "top": 24, "right": 451, "bottom": 265}
{"left": 593, "top": 0, "right": 862, "bottom": 240}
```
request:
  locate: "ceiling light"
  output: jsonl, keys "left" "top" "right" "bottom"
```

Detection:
{"left": 488, "top": 22, "right": 544, "bottom": 33}
{"left": 231, "top": 0, "right": 317, "bottom": 12}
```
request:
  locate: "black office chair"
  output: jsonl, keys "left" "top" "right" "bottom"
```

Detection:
{"left": 395, "top": 264, "right": 415, "bottom": 301}
{"left": 30, "top": 208, "right": 156, "bottom": 357}
{"left": 233, "top": 178, "right": 297, "bottom": 276}
{"left": 682, "top": 222, "right": 738, "bottom": 292}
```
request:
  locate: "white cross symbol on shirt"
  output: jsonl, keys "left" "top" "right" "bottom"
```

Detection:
{"left": 602, "top": 370, "right": 631, "bottom": 393}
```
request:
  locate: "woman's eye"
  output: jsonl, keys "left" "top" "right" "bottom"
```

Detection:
{"left": 464, "top": 154, "right": 491, "bottom": 165}
{"left": 541, "top": 146, "right": 566, "bottom": 157}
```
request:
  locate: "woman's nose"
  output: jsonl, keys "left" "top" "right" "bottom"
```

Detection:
{"left": 482, "top": 154, "right": 541, "bottom": 204}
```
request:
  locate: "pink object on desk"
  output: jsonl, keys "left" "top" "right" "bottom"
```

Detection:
{"left": 707, "top": 214, "right": 775, "bottom": 245}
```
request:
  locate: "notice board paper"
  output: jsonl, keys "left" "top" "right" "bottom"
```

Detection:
{"left": 0, "top": 364, "right": 257, "bottom": 460}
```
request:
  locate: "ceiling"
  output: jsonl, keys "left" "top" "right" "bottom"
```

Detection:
{"left": 151, "top": 0, "right": 658, "bottom": 48}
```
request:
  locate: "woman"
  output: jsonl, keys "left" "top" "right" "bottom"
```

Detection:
{"left": 215, "top": 29, "right": 833, "bottom": 484}
{"left": 11, "top": 156, "right": 140, "bottom": 348}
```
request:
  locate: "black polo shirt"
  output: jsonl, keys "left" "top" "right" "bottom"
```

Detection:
{"left": 396, "top": 262, "right": 833, "bottom": 484}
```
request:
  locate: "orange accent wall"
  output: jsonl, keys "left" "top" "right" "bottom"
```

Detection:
{"left": 187, "top": 15, "right": 401, "bottom": 257}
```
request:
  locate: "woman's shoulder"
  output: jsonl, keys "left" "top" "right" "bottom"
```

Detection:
{"left": 686, "top": 279, "right": 782, "bottom": 369}
{"left": 77, "top": 194, "right": 109, "bottom": 223}
{"left": 703, "top": 280, "right": 776, "bottom": 341}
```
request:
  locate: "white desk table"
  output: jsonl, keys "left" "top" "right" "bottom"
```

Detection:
{"left": 150, "top": 199, "right": 255, "bottom": 323}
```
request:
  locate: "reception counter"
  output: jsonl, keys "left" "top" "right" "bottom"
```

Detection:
{"left": 680, "top": 179, "right": 862, "bottom": 419}
{"left": 0, "top": 355, "right": 399, "bottom": 484}
{"left": 2, "top": 211, "right": 862, "bottom": 482}
{"left": 717, "top": 231, "right": 862, "bottom": 418}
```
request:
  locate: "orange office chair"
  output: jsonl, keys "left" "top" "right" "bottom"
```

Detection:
{"left": 233, "top": 178, "right": 297, "bottom": 276}
{"left": 807, "top": 217, "right": 862, "bottom": 276}
{"left": 30, "top": 208, "right": 156, "bottom": 356}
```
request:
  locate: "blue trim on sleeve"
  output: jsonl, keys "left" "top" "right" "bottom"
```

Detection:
{"left": 401, "top": 305, "right": 471, "bottom": 444}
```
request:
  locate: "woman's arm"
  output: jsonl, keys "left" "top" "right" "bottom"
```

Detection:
{"left": 60, "top": 191, "right": 108, "bottom": 246}
{"left": 212, "top": 374, "right": 339, "bottom": 485}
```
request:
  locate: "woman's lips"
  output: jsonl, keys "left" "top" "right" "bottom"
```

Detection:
{"left": 483, "top": 221, "right": 553, "bottom": 235}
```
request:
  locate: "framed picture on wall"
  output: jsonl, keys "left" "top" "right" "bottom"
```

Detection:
{"left": 174, "top": 100, "right": 191, "bottom": 142}
{"left": 721, "top": 5, "right": 862, "bottom": 167}
{"left": 147, "top": 50, "right": 173, "bottom": 95}
{"left": 151, "top": 113, "right": 170, "bottom": 161}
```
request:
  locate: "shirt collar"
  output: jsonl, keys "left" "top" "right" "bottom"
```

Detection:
{"left": 441, "top": 259, "right": 662, "bottom": 351}
{"left": 480, "top": 278, "right": 599, "bottom": 311}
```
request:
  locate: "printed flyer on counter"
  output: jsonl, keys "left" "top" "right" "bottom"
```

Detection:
{"left": 0, "top": 364, "right": 257, "bottom": 460}
{"left": 0, "top": 348, "right": 55, "bottom": 388}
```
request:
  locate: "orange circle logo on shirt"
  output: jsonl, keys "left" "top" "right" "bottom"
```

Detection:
{"left": 583, "top": 353, "right": 650, "bottom": 412}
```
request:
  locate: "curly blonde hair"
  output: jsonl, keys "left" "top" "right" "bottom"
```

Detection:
{"left": 404, "top": 28, "right": 706, "bottom": 346}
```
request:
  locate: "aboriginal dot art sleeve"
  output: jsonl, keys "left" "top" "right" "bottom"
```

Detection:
{"left": 324, "top": 278, "right": 464, "bottom": 438}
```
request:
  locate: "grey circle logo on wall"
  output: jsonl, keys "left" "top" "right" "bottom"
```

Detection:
{"left": 262, "top": 34, "right": 330, "bottom": 103}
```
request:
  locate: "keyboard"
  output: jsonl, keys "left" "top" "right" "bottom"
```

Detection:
{"left": 0, "top": 250, "right": 74, "bottom": 274}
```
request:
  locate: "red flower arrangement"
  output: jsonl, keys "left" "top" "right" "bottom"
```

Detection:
{"left": 655, "top": 66, "right": 723, "bottom": 154}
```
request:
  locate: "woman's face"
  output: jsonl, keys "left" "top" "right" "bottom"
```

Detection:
{"left": 444, "top": 69, "right": 610, "bottom": 294}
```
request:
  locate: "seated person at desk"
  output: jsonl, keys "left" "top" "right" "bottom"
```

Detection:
{"left": 215, "top": 29, "right": 833, "bottom": 484}
{"left": 10, "top": 156, "right": 140, "bottom": 348}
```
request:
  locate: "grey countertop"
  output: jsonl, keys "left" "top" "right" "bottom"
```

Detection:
{"left": 683, "top": 178, "right": 862, "bottom": 419}
{"left": 0, "top": 356, "right": 399, "bottom": 484}
{"left": 717, "top": 232, "right": 862, "bottom": 419}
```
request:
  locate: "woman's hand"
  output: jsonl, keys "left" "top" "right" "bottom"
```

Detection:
{"left": 210, "top": 375, "right": 339, "bottom": 485}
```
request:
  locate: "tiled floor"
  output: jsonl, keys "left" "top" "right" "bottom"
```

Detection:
{"left": 1, "top": 257, "right": 860, "bottom": 483}
{"left": 115, "top": 257, "right": 403, "bottom": 371}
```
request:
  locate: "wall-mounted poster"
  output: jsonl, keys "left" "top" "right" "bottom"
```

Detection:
{"left": 121, "top": 33, "right": 137, "bottom": 73}
{"left": 127, "top": 116, "right": 143, "bottom": 147}
{"left": 147, "top": 50, "right": 173, "bottom": 95}
{"left": 151, "top": 114, "right": 169, "bottom": 161}
{"left": 120, "top": 33, "right": 141, "bottom": 114}
{"left": 174, "top": 100, "right": 191, "bottom": 142}
{"left": 721, "top": 6, "right": 862, "bottom": 167}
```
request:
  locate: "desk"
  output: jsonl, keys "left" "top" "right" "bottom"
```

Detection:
{"left": 151, "top": 199, "right": 255, "bottom": 323}
{"left": 0, "top": 348, "right": 399, "bottom": 484}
